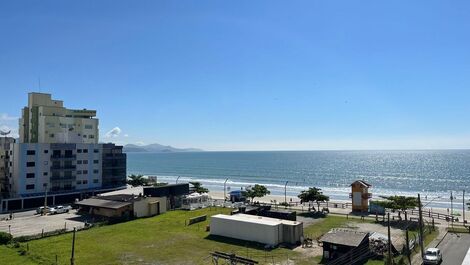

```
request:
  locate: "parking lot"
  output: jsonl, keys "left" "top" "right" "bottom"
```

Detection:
{"left": 0, "top": 209, "right": 89, "bottom": 237}
{"left": 437, "top": 232, "right": 470, "bottom": 265}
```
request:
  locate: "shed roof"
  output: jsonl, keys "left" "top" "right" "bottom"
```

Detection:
{"left": 75, "top": 198, "right": 132, "bottom": 209}
{"left": 320, "top": 229, "right": 369, "bottom": 247}
{"left": 351, "top": 180, "right": 372, "bottom": 187}
{"left": 212, "top": 214, "right": 301, "bottom": 226}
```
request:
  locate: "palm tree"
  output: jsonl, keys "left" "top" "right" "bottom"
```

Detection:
{"left": 127, "top": 174, "right": 148, "bottom": 187}
{"left": 190, "top": 182, "right": 209, "bottom": 193}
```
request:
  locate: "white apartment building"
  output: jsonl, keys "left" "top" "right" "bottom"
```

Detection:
{"left": 19, "top": 93, "right": 99, "bottom": 144}
{"left": 0, "top": 92, "right": 126, "bottom": 212}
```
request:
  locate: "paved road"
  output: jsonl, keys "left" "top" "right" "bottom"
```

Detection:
{"left": 0, "top": 209, "right": 88, "bottom": 237}
{"left": 438, "top": 233, "right": 470, "bottom": 265}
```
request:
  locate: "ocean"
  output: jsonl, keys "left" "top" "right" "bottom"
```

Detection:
{"left": 127, "top": 150, "right": 470, "bottom": 209}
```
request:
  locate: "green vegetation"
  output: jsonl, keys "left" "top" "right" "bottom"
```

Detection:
{"left": 0, "top": 245, "right": 36, "bottom": 265}
{"left": 245, "top": 184, "right": 270, "bottom": 202}
{"left": 2, "top": 208, "right": 304, "bottom": 265}
{"left": 0, "top": 231, "right": 13, "bottom": 245}
{"left": 126, "top": 174, "right": 148, "bottom": 187}
{"left": 298, "top": 187, "right": 330, "bottom": 212}
{"left": 373, "top": 196, "right": 419, "bottom": 211}
{"left": 190, "top": 181, "right": 209, "bottom": 193}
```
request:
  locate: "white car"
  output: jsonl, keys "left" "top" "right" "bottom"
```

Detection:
{"left": 423, "top": 247, "right": 442, "bottom": 265}
{"left": 49, "top": 205, "right": 70, "bottom": 215}
{"left": 36, "top": 206, "right": 50, "bottom": 214}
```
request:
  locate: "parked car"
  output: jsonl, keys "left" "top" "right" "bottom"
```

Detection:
{"left": 36, "top": 206, "right": 50, "bottom": 214}
{"left": 49, "top": 205, "right": 70, "bottom": 215}
{"left": 423, "top": 247, "right": 442, "bottom": 265}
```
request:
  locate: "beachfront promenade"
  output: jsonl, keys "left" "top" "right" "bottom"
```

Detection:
{"left": 209, "top": 191, "right": 470, "bottom": 228}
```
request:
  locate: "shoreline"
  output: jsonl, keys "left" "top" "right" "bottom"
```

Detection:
{"left": 207, "top": 191, "right": 470, "bottom": 217}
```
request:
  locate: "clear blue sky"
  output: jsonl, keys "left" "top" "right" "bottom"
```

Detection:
{"left": 1, "top": 1, "right": 469, "bottom": 150}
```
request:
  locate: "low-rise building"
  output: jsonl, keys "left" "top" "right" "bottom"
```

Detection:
{"left": 319, "top": 229, "right": 370, "bottom": 261}
{"left": 75, "top": 194, "right": 167, "bottom": 218}
{"left": 210, "top": 213, "right": 303, "bottom": 246}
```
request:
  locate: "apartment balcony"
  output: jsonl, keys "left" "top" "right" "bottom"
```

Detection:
{"left": 50, "top": 165, "right": 77, "bottom": 171}
{"left": 51, "top": 154, "right": 76, "bottom": 160}
{"left": 50, "top": 174, "right": 75, "bottom": 181}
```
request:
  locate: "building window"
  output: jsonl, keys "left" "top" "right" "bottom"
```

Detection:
{"left": 83, "top": 135, "right": 87, "bottom": 138}
{"left": 89, "top": 135, "right": 95, "bottom": 139}
{"left": 27, "top": 150, "right": 35, "bottom": 155}
{"left": 43, "top": 172, "right": 48, "bottom": 176}
{"left": 26, "top": 184, "right": 35, "bottom": 190}
{"left": 77, "top": 149, "right": 82, "bottom": 153}
{"left": 85, "top": 124, "right": 93, "bottom": 129}
{"left": 83, "top": 160, "right": 88, "bottom": 164}
{"left": 77, "top": 160, "right": 82, "bottom": 164}
{"left": 83, "top": 170, "right": 88, "bottom": 174}
{"left": 83, "top": 180, "right": 88, "bottom": 184}
{"left": 93, "top": 169, "right": 99, "bottom": 174}
{"left": 83, "top": 149, "right": 88, "bottom": 153}
{"left": 77, "top": 170, "right": 82, "bottom": 175}
{"left": 93, "top": 160, "right": 99, "bottom": 164}
{"left": 76, "top": 180, "right": 82, "bottom": 185}
{"left": 93, "top": 179, "right": 99, "bottom": 183}
{"left": 26, "top": 173, "right": 35, "bottom": 178}
{"left": 26, "top": 162, "right": 35, "bottom": 167}
{"left": 49, "top": 133, "right": 55, "bottom": 138}
{"left": 44, "top": 150, "right": 49, "bottom": 154}
{"left": 94, "top": 149, "right": 99, "bottom": 153}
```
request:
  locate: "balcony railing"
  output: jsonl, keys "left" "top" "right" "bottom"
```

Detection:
{"left": 51, "top": 154, "right": 76, "bottom": 159}
{"left": 50, "top": 165, "right": 77, "bottom": 170}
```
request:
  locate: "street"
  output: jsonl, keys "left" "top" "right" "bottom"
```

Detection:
{"left": 438, "top": 233, "right": 470, "bottom": 265}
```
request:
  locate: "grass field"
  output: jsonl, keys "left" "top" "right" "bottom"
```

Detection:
{"left": 0, "top": 209, "right": 406, "bottom": 265}
{"left": 2, "top": 208, "right": 302, "bottom": 265}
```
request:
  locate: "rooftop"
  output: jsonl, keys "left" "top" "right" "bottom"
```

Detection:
{"left": 75, "top": 198, "right": 132, "bottom": 209}
{"left": 320, "top": 229, "right": 369, "bottom": 247}
{"left": 211, "top": 214, "right": 301, "bottom": 226}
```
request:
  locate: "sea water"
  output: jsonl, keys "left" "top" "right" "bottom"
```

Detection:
{"left": 127, "top": 150, "right": 470, "bottom": 209}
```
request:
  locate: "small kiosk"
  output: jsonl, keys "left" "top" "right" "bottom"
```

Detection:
{"left": 350, "top": 180, "right": 372, "bottom": 212}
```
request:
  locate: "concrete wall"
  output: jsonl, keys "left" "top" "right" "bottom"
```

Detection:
{"left": 133, "top": 197, "right": 167, "bottom": 218}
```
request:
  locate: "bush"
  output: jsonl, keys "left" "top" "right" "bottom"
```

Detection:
{"left": 0, "top": 231, "right": 13, "bottom": 245}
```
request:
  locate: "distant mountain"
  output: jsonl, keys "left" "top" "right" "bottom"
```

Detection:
{"left": 123, "top": 143, "right": 203, "bottom": 153}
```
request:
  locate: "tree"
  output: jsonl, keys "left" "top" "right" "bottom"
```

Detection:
{"left": 377, "top": 196, "right": 419, "bottom": 211}
{"left": 298, "top": 187, "right": 330, "bottom": 212}
{"left": 190, "top": 182, "right": 209, "bottom": 193}
{"left": 245, "top": 184, "right": 270, "bottom": 202}
{"left": 127, "top": 174, "right": 148, "bottom": 187}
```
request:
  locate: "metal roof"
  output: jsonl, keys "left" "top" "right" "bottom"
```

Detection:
{"left": 212, "top": 214, "right": 301, "bottom": 226}
{"left": 75, "top": 198, "right": 132, "bottom": 209}
{"left": 320, "top": 229, "right": 369, "bottom": 247}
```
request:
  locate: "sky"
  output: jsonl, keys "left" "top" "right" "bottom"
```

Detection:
{"left": 1, "top": 1, "right": 470, "bottom": 151}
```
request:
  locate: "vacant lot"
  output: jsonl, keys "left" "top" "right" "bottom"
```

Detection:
{"left": 1, "top": 209, "right": 407, "bottom": 265}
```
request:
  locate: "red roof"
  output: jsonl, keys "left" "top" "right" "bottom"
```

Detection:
{"left": 351, "top": 180, "right": 372, "bottom": 187}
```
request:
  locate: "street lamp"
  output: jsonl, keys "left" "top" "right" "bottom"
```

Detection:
{"left": 284, "top": 181, "right": 289, "bottom": 204}
{"left": 224, "top": 178, "right": 229, "bottom": 201}
{"left": 176, "top": 176, "right": 181, "bottom": 184}
{"left": 43, "top": 183, "right": 48, "bottom": 215}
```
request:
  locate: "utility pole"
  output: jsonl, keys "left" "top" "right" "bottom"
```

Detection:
{"left": 387, "top": 212, "right": 392, "bottom": 265}
{"left": 463, "top": 190, "right": 466, "bottom": 223}
{"left": 451, "top": 191, "right": 454, "bottom": 230}
{"left": 70, "top": 227, "right": 76, "bottom": 265}
{"left": 224, "top": 178, "right": 229, "bottom": 201}
{"left": 418, "top": 194, "right": 425, "bottom": 260}
{"left": 43, "top": 183, "right": 48, "bottom": 215}
{"left": 284, "top": 181, "right": 289, "bottom": 204}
